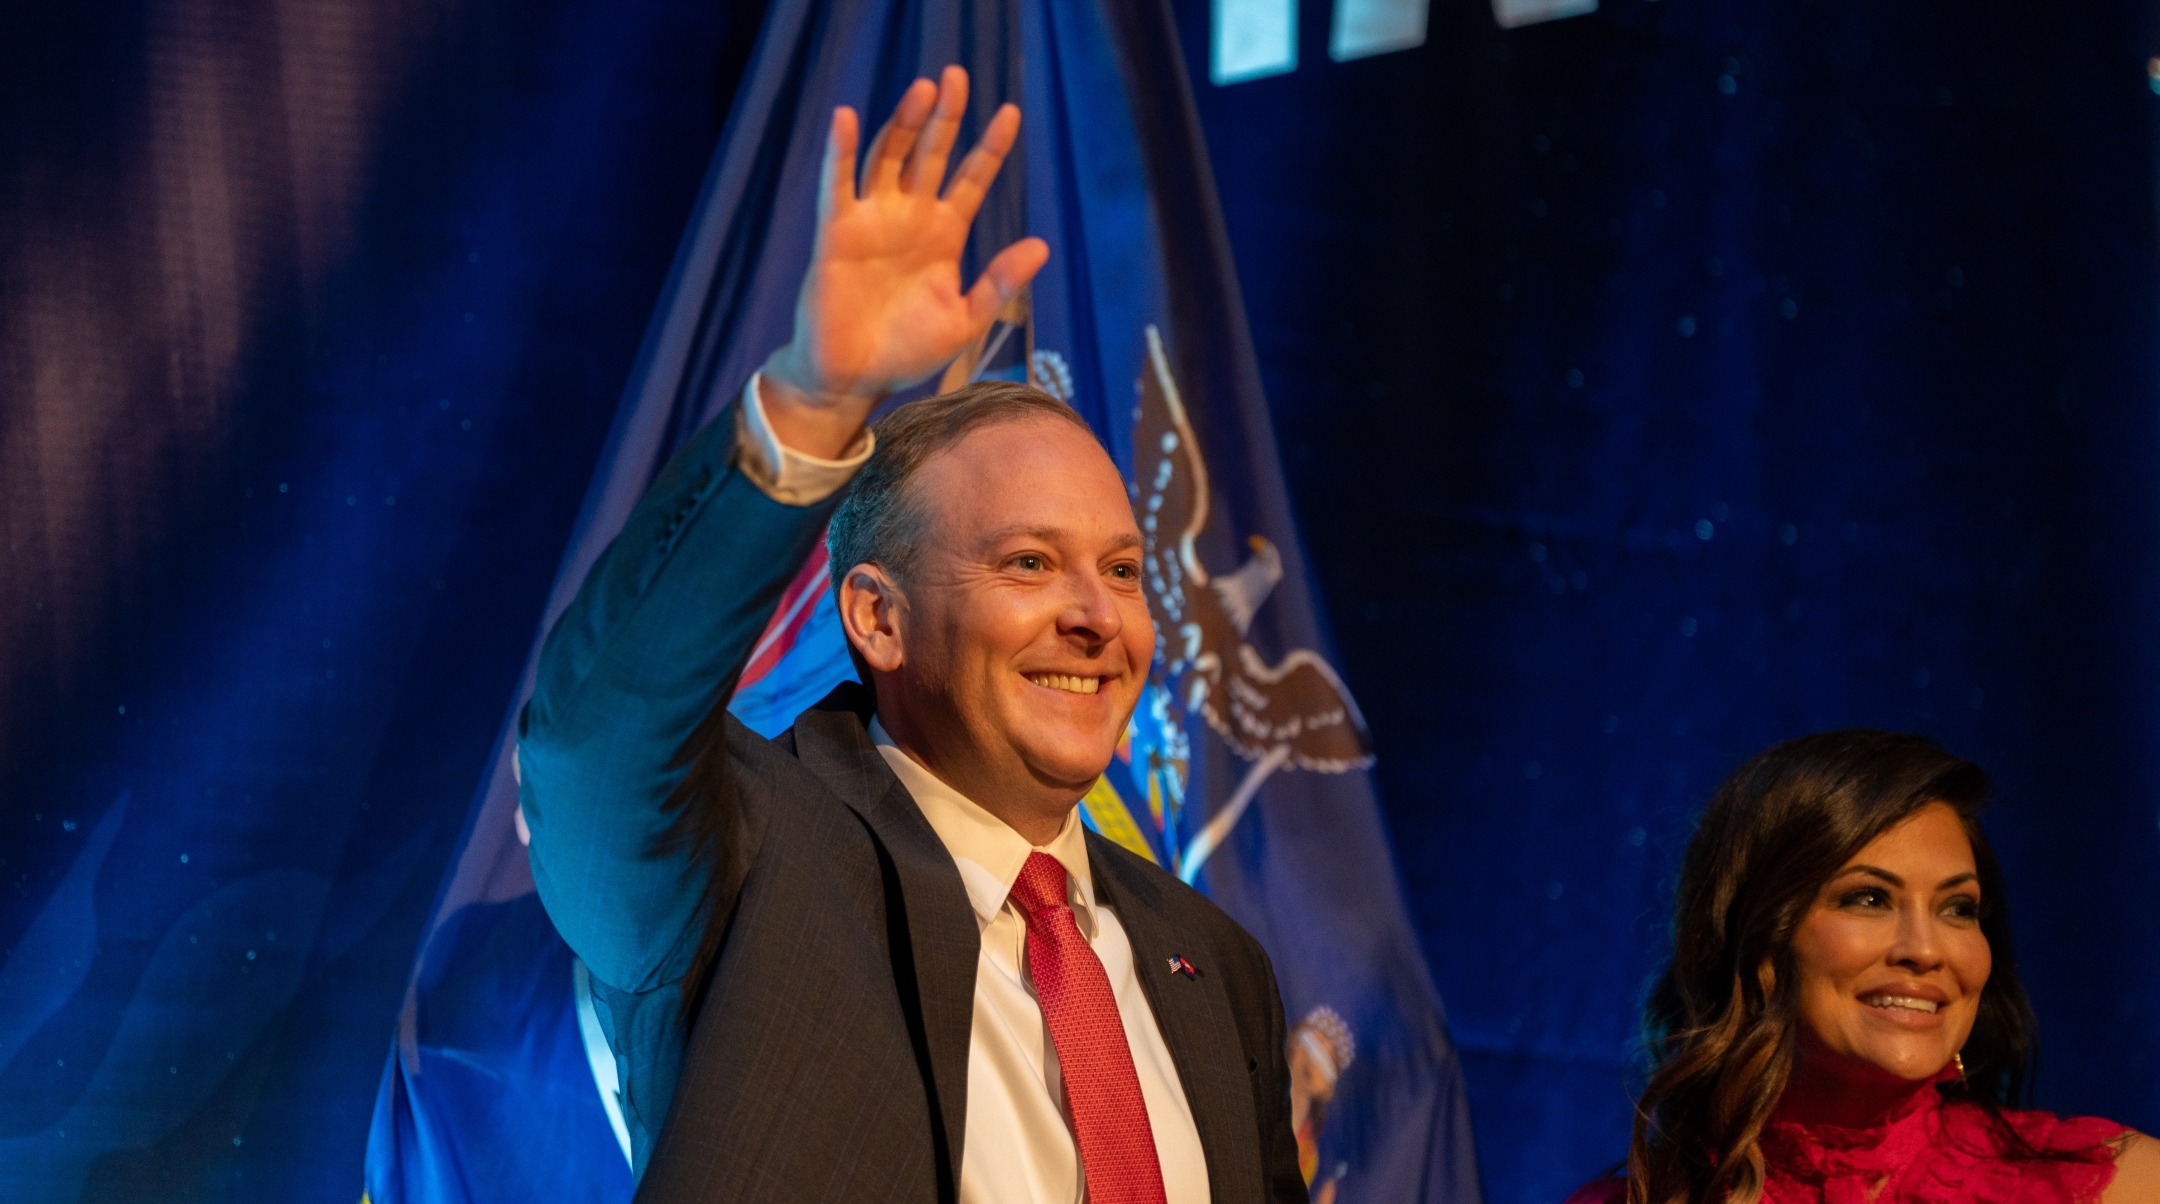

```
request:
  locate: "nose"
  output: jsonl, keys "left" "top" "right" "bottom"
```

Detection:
{"left": 1055, "top": 566, "right": 1124, "bottom": 650}
{"left": 1887, "top": 899, "right": 1947, "bottom": 973}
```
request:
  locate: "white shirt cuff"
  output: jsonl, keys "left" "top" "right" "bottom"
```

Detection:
{"left": 734, "top": 373, "right": 874, "bottom": 506}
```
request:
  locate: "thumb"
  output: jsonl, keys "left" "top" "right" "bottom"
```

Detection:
{"left": 963, "top": 236, "right": 1050, "bottom": 330}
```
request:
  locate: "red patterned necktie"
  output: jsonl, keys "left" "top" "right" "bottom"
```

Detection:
{"left": 1008, "top": 851, "right": 1169, "bottom": 1204}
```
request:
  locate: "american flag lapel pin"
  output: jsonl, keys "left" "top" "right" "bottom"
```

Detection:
{"left": 1166, "top": 955, "right": 1198, "bottom": 979}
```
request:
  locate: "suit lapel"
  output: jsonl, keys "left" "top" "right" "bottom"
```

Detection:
{"left": 790, "top": 687, "right": 1265, "bottom": 1202}
{"left": 793, "top": 686, "right": 980, "bottom": 1195}
{"left": 1089, "top": 836, "right": 1266, "bottom": 1204}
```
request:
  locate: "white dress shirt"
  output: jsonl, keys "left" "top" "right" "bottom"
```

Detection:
{"left": 732, "top": 374, "right": 875, "bottom": 503}
{"left": 871, "top": 721, "right": 1211, "bottom": 1204}
{"left": 740, "top": 377, "right": 1210, "bottom": 1202}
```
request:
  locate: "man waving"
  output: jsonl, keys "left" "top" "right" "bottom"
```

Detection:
{"left": 519, "top": 66, "right": 1305, "bottom": 1204}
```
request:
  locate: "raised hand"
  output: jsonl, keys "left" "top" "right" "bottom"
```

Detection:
{"left": 761, "top": 66, "right": 1050, "bottom": 457}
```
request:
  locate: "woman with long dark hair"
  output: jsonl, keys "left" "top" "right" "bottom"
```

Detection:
{"left": 1566, "top": 730, "right": 2160, "bottom": 1204}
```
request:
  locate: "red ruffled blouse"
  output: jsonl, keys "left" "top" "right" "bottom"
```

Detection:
{"left": 1564, "top": 1071, "right": 2126, "bottom": 1204}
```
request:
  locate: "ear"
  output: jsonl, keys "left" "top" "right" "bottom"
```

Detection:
{"left": 837, "top": 562, "right": 907, "bottom": 674}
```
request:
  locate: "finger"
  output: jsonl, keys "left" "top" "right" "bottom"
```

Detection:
{"left": 964, "top": 236, "right": 1050, "bottom": 330}
{"left": 862, "top": 77, "right": 936, "bottom": 197}
{"left": 819, "top": 106, "right": 860, "bottom": 216}
{"left": 903, "top": 65, "right": 970, "bottom": 196}
{"left": 941, "top": 103, "right": 1021, "bottom": 221}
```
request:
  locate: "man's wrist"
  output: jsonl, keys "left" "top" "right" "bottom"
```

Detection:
{"left": 757, "top": 348, "right": 883, "bottom": 459}
{"left": 737, "top": 374, "right": 873, "bottom": 507}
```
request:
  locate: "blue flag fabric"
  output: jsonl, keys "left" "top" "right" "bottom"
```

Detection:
{"left": 364, "top": 3, "right": 1480, "bottom": 1203}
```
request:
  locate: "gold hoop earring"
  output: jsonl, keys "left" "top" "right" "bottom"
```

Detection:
{"left": 1953, "top": 1051, "right": 1967, "bottom": 1082}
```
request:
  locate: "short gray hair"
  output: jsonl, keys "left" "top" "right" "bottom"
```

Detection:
{"left": 827, "top": 379, "right": 1093, "bottom": 593}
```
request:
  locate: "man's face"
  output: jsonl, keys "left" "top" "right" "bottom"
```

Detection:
{"left": 853, "top": 415, "right": 1154, "bottom": 821}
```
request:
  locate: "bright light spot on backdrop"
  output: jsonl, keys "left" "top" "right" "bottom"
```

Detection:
{"left": 1212, "top": 0, "right": 1297, "bottom": 84}
{"left": 1492, "top": 0, "right": 1597, "bottom": 30}
{"left": 1212, "top": 0, "right": 1597, "bottom": 87}
{"left": 1331, "top": 0, "right": 1426, "bottom": 61}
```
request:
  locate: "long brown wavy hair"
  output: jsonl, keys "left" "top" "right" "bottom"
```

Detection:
{"left": 1627, "top": 730, "right": 2038, "bottom": 1204}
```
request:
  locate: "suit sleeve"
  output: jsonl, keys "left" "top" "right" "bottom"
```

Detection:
{"left": 1254, "top": 945, "right": 1312, "bottom": 1204}
{"left": 518, "top": 399, "right": 843, "bottom": 993}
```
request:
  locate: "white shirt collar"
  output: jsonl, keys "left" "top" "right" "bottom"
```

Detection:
{"left": 868, "top": 717, "right": 1096, "bottom": 930}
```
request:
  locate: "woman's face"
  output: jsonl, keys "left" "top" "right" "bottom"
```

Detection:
{"left": 1789, "top": 802, "right": 1992, "bottom": 1088}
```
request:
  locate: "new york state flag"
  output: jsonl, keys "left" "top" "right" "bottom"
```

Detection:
{"left": 364, "top": 4, "right": 1479, "bottom": 1202}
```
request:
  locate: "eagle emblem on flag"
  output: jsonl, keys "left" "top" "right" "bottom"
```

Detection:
{"left": 1129, "top": 326, "right": 1374, "bottom": 881}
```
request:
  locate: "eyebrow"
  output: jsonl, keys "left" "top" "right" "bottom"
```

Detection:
{"left": 1840, "top": 864, "right": 1979, "bottom": 891}
{"left": 980, "top": 525, "right": 1142, "bottom": 553}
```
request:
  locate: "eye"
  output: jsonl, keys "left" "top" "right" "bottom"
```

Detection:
{"left": 1108, "top": 561, "right": 1138, "bottom": 581}
{"left": 1941, "top": 894, "right": 1982, "bottom": 922}
{"left": 1836, "top": 887, "right": 1891, "bottom": 911}
{"left": 1012, "top": 553, "right": 1046, "bottom": 572}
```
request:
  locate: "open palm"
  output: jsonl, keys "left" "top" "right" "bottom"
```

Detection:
{"left": 766, "top": 67, "right": 1048, "bottom": 425}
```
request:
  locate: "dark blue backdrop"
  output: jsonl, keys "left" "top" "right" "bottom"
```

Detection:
{"left": 3, "top": 0, "right": 2157, "bottom": 1202}
{"left": 1, "top": 0, "right": 760, "bottom": 1197}
{"left": 1180, "top": 0, "right": 2160, "bottom": 1200}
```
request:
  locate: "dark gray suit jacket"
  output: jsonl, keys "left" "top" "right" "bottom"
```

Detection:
{"left": 520, "top": 405, "right": 1306, "bottom": 1202}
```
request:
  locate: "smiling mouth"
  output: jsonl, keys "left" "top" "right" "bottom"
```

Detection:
{"left": 1026, "top": 673, "right": 1102, "bottom": 695}
{"left": 1861, "top": 994, "right": 1941, "bottom": 1014}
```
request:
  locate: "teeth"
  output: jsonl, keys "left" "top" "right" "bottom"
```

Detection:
{"left": 1027, "top": 673, "right": 1101, "bottom": 695}
{"left": 1862, "top": 995, "right": 1940, "bottom": 1014}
